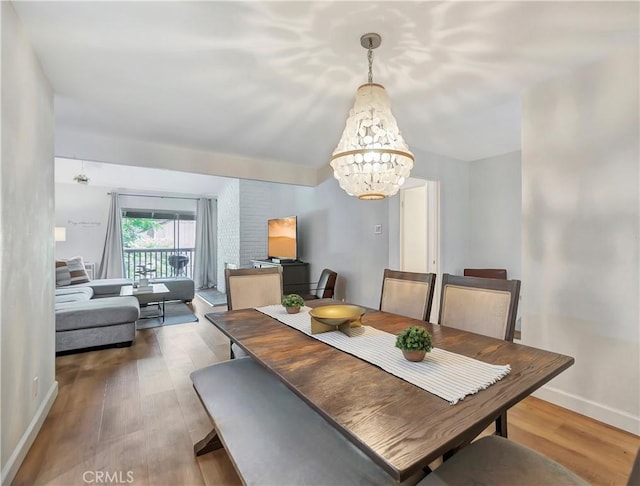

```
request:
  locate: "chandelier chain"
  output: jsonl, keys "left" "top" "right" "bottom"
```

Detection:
{"left": 367, "top": 40, "right": 374, "bottom": 84}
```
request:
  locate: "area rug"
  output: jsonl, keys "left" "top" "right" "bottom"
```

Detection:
{"left": 136, "top": 302, "right": 198, "bottom": 330}
{"left": 196, "top": 288, "right": 227, "bottom": 307}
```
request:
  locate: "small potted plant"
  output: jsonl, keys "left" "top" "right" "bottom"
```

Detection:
{"left": 282, "top": 294, "right": 305, "bottom": 314}
{"left": 395, "top": 326, "right": 433, "bottom": 362}
{"left": 134, "top": 264, "right": 156, "bottom": 289}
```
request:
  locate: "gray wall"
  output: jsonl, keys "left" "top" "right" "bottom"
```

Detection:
{"left": 217, "top": 177, "right": 390, "bottom": 309}
{"left": 522, "top": 45, "right": 639, "bottom": 434}
{"left": 410, "top": 149, "right": 471, "bottom": 276}
{"left": 210, "top": 153, "right": 476, "bottom": 307}
{"left": 1, "top": 3, "right": 56, "bottom": 482}
{"left": 467, "top": 150, "right": 522, "bottom": 279}
{"left": 290, "top": 178, "right": 389, "bottom": 309}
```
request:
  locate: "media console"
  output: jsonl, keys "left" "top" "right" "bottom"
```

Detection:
{"left": 250, "top": 259, "right": 310, "bottom": 295}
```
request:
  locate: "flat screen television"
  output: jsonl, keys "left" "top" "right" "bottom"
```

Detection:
{"left": 268, "top": 216, "right": 297, "bottom": 261}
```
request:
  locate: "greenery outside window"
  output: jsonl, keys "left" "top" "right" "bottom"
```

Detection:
{"left": 122, "top": 209, "right": 196, "bottom": 279}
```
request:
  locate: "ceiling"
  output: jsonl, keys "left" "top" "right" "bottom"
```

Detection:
{"left": 13, "top": 1, "right": 639, "bottom": 168}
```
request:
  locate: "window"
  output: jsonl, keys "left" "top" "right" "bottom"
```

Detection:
{"left": 122, "top": 209, "right": 196, "bottom": 279}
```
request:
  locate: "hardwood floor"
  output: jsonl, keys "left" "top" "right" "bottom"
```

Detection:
{"left": 13, "top": 296, "right": 639, "bottom": 485}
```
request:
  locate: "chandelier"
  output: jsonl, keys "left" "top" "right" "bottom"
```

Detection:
{"left": 73, "top": 160, "right": 90, "bottom": 185}
{"left": 330, "top": 33, "right": 413, "bottom": 200}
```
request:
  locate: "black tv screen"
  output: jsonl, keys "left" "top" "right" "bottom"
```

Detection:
{"left": 268, "top": 216, "right": 297, "bottom": 260}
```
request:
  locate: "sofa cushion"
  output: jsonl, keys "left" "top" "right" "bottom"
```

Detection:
{"left": 74, "top": 278, "right": 133, "bottom": 297}
{"left": 67, "top": 256, "right": 91, "bottom": 284}
{"left": 56, "top": 257, "right": 91, "bottom": 286}
{"left": 55, "top": 287, "right": 94, "bottom": 304}
{"left": 55, "top": 296, "right": 140, "bottom": 331}
{"left": 56, "top": 260, "right": 71, "bottom": 287}
{"left": 55, "top": 286, "right": 94, "bottom": 297}
{"left": 150, "top": 277, "right": 195, "bottom": 302}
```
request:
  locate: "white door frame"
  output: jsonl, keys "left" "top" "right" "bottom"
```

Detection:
{"left": 398, "top": 178, "right": 441, "bottom": 321}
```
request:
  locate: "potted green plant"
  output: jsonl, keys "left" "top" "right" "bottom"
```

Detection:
{"left": 282, "top": 294, "right": 305, "bottom": 314}
{"left": 395, "top": 326, "right": 433, "bottom": 362}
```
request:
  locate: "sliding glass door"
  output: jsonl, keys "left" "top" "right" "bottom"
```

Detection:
{"left": 121, "top": 209, "right": 196, "bottom": 279}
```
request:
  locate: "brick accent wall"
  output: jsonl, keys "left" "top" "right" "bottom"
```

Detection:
{"left": 216, "top": 179, "right": 240, "bottom": 292}
{"left": 239, "top": 180, "right": 277, "bottom": 267}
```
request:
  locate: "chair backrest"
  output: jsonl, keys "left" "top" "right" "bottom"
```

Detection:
{"left": 225, "top": 267, "right": 283, "bottom": 310}
{"left": 379, "top": 269, "right": 436, "bottom": 321}
{"left": 464, "top": 268, "right": 507, "bottom": 280}
{"left": 439, "top": 273, "right": 520, "bottom": 341}
{"left": 315, "top": 269, "right": 338, "bottom": 299}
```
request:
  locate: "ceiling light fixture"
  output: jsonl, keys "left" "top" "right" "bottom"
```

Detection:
{"left": 73, "top": 160, "right": 90, "bottom": 185}
{"left": 330, "top": 33, "right": 413, "bottom": 200}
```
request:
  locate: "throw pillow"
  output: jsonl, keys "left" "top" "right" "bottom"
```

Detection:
{"left": 66, "top": 256, "right": 91, "bottom": 285}
{"left": 55, "top": 260, "right": 71, "bottom": 287}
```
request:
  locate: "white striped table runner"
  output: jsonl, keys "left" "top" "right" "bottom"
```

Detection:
{"left": 256, "top": 305, "right": 510, "bottom": 405}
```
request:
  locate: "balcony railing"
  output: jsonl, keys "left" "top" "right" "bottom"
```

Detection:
{"left": 124, "top": 248, "right": 195, "bottom": 280}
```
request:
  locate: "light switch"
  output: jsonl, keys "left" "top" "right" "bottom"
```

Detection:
{"left": 374, "top": 224, "right": 382, "bottom": 234}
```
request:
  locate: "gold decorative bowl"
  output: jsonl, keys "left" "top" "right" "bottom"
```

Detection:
{"left": 308, "top": 305, "right": 365, "bottom": 336}
{"left": 309, "top": 304, "right": 365, "bottom": 325}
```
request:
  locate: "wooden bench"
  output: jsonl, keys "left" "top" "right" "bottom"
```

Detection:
{"left": 191, "top": 358, "right": 412, "bottom": 485}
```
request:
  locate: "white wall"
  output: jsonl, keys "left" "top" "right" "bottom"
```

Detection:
{"left": 55, "top": 184, "right": 110, "bottom": 264}
{"left": 239, "top": 179, "right": 292, "bottom": 267}
{"left": 54, "top": 157, "right": 231, "bottom": 196}
{"left": 119, "top": 194, "right": 198, "bottom": 213}
{"left": 522, "top": 45, "right": 639, "bottom": 434}
{"left": 1, "top": 3, "right": 57, "bottom": 482}
{"left": 56, "top": 127, "right": 320, "bottom": 186}
{"left": 211, "top": 178, "right": 303, "bottom": 292}
{"left": 467, "top": 150, "right": 522, "bottom": 279}
{"left": 55, "top": 184, "right": 201, "bottom": 265}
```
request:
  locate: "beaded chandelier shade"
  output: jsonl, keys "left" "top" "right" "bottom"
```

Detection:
{"left": 330, "top": 33, "right": 413, "bottom": 200}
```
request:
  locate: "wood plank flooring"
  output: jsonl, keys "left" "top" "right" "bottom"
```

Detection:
{"left": 12, "top": 296, "right": 639, "bottom": 485}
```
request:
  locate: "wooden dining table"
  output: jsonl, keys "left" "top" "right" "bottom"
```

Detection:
{"left": 204, "top": 299, "right": 574, "bottom": 482}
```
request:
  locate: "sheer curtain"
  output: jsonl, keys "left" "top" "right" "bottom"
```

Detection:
{"left": 98, "top": 192, "right": 124, "bottom": 279}
{"left": 193, "top": 198, "right": 217, "bottom": 289}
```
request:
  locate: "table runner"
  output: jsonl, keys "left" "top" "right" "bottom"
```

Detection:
{"left": 256, "top": 305, "right": 510, "bottom": 404}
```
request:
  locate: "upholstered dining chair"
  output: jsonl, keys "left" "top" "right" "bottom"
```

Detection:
{"left": 300, "top": 268, "right": 337, "bottom": 300}
{"left": 439, "top": 273, "right": 521, "bottom": 437}
{"left": 225, "top": 267, "right": 283, "bottom": 358}
{"left": 379, "top": 269, "right": 437, "bottom": 321}
{"left": 418, "top": 435, "right": 589, "bottom": 486}
{"left": 463, "top": 268, "right": 508, "bottom": 280}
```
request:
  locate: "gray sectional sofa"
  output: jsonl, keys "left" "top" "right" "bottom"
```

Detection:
{"left": 55, "top": 279, "right": 140, "bottom": 352}
{"left": 55, "top": 277, "right": 196, "bottom": 352}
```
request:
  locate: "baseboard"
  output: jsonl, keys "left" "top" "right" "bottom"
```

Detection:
{"left": 533, "top": 385, "right": 639, "bottom": 435}
{"left": 1, "top": 381, "right": 58, "bottom": 484}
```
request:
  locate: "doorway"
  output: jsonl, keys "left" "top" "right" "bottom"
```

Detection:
{"left": 398, "top": 178, "right": 440, "bottom": 321}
